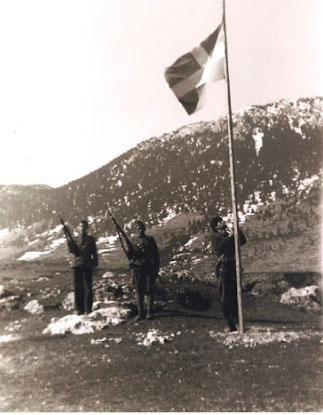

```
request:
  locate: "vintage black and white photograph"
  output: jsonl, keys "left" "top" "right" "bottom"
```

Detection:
{"left": 0, "top": 0, "right": 322, "bottom": 412}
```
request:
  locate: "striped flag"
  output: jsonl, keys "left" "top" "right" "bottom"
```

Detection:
{"left": 164, "top": 23, "right": 225, "bottom": 115}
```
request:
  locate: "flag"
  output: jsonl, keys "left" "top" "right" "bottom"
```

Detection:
{"left": 164, "top": 23, "right": 225, "bottom": 115}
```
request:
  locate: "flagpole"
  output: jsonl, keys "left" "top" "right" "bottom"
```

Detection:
{"left": 222, "top": 0, "right": 244, "bottom": 333}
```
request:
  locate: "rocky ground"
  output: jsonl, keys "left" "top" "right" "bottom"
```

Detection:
{"left": 0, "top": 260, "right": 322, "bottom": 412}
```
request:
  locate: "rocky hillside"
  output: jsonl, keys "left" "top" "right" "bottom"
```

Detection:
{"left": 0, "top": 97, "right": 322, "bottom": 270}
{"left": 1, "top": 97, "right": 322, "bottom": 230}
{"left": 0, "top": 185, "right": 52, "bottom": 228}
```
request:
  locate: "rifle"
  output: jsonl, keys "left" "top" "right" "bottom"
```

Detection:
{"left": 59, "top": 215, "right": 81, "bottom": 256}
{"left": 107, "top": 210, "right": 134, "bottom": 260}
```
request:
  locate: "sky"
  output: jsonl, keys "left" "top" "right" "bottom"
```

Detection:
{"left": 0, "top": 0, "right": 322, "bottom": 188}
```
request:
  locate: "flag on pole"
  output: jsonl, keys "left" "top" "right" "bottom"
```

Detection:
{"left": 164, "top": 22, "right": 225, "bottom": 115}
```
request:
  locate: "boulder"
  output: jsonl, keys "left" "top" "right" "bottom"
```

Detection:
{"left": 280, "top": 285, "right": 322, "bottom": 313}
{"left": 249, "top": 281, "right": 277, "bottom": 297}
{"left": 136, "top": 329, "right": 173, "bottom": 347}
{"left": 0, "top": 295, "right": 21, "bottom": 311}
{"left": 0, "top": 334, "right": 21, "bottom": 343}
{"left": 0, "top": 285, "right": 15, "bottom": 299}
{"left": 61, "top": 292, "right": 74, "bottom": 311}
{"left": 43, "top": 303, "right": 131, "bottom": 335}
{"left": 0, "top": 285, "right": 6, "bottom": 298}
{"left": 247, "top": 278, "right": 289, "bottom": 297}
{"left": 102, "top": 271, "right": 115, "bottom": 279}
{"left": 24, "top": 299, "right": 44, "bottom": 314}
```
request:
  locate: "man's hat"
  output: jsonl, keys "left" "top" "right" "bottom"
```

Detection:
{"left": 136, "top": 220, "right": 146, "bottom": 230}
{"left": 210, "top": 216, "right": 223, "bottom": 229}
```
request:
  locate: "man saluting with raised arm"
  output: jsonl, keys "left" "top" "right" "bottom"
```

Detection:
{"left": 210, "top": 216, "right": 246, "bottom": 332}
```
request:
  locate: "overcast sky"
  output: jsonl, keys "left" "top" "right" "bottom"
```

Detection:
{"left": 0, "top": 0, "right": 322, "bottom": 187}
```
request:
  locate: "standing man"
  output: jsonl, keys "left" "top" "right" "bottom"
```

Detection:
{"left": 129, "top": 220, "right": 160, "bottom": 321}
{"left": 67, "top": 220, "right": 98, "bottom": 315}
{"left": 210, "top": 216, "right": 246, "bottom": 332}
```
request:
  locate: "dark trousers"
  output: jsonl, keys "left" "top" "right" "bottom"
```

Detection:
{"left": 73, "top": 267, "right": 93, "bottom": 314}
{"left": 222, "top": 285, "right": 238, "bottom": 328}
{"left": 131, "top": 267, "right": 156, "bottom": 315}
{"left": 219, "top": 259, "right": 238, "bottom": 328}
{"left": 135, "top": 292, "right": 154, "bottom": 316}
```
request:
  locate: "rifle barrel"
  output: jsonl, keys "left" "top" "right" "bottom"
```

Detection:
{"left": 107, "top": 210, "right": 134, "bottom": 259}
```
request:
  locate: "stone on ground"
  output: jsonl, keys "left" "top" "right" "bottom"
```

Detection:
{"left": 43, "top": 302, "right": 131, "bottom": 335}
{"left": 280, "top": 285, "right": 321, "bottom": 313}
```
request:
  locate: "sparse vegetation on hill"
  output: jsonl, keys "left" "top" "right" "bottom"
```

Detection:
{"left": 0, "top": 97, "right": 322, "bottom": 271}
{"left": 1, "top": 97, "right": 322, "bottom": 229}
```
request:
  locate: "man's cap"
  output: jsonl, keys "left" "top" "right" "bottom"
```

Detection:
{"left": 210, "top": 216, "right": 223, "bottom": 229}
{"left": 136, "top": 220, "right": 146, "bottom": 230}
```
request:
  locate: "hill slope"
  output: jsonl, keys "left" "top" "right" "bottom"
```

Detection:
{"left": 0, "top": 97, "right": 322, "bottom": 271}
{"left": 1, "top": 97, "right": 321, "bottom": 230}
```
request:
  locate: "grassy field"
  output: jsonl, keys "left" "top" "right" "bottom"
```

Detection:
{"left": 0, "top": 260, "right": 322, "bottom": 412}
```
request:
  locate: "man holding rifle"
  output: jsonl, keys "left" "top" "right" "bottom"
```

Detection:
{"left": 108, "top": 212, "right": 159, "bottom": 321}
{"left": 60, "top": 217, "right": 98, "bottom": 315}
{"left": 129, "top": 220, "right": 160, "bottom": 321}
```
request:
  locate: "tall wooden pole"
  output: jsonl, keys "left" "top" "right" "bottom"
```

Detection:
{"left": 222, "top": 0, "right": 244, "bottom": 333}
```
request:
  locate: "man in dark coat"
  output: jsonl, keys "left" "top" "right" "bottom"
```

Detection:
{"left": 67, "top": 220, "right": 98, "bottom": 315}
{"left": 210, "top": 216, "right": 246, "bottom": 332}
{"left": 128, "top": 220, "right": 159, "bottom": 321}
{"left": 210, "top": 216, "right": 227, "bottom": 279}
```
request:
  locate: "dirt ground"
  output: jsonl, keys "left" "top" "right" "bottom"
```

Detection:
{"left": 0, "top": 261, "right": 322, "bottom": 412}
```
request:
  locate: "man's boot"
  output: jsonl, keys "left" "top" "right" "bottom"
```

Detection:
{"left": 229, "top": 303, "right": 238, "bottom": 331}
{"left": 222, "top": 302, "right": 232, "bottom": 332}
{"left": 229, "top": 319, "right": 238, "bottom": 332}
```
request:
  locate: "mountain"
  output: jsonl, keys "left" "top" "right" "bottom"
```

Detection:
{"left": 0, "top": 97, "right": 322, "bottom": 271}
{"left": 0, "top": 184, "right": 52, "bottom": 228}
